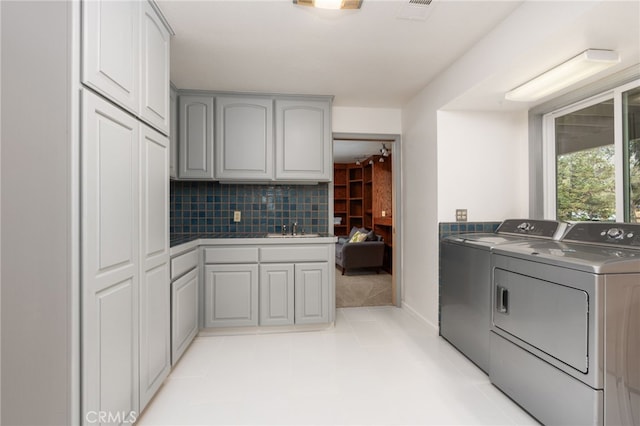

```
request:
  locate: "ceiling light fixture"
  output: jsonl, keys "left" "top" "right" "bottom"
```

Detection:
{"left": 505, "top": 49, "right": 620, "bottom": 102}
{"left": 379, "top": 143, "right": 390, "bottom": 157}
{"left": 293, "top": 0, "right": 362, "bottom": 10}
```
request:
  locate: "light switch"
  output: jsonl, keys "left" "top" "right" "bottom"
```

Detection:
{"left": 456, "top": 209, "right": 468, "bottom": 222}
{"left": 233, "top": 211, "right": 241, "bottom": 222}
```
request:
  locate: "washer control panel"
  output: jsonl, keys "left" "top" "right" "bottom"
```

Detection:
{"left": 563, "top": 222, "right": 640, "bottom": 248}
{"left": 497, "top": 219, "right": 563, "bottom": 238}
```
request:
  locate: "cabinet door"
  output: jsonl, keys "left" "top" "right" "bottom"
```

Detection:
{"left": 139, "top": 125, "right": 170, "bottom": 409}
{"left": 82, "top": 0, "right": 140, "bottom": 114}
{"left": 178, "top": 95, "right": 215, "bottom": 179}
{"left": 204, "top": 264, "right": 258, "bottom": 327}
{"left": 169, "top": 86, "right": 178, "bottom": 179}
{"left": 215, "top": 96, "right": 273, "bottom": 180}
{"left": 294, "top": 262, "right": 329, "bottom": 324}
{"left": 81, "top": 90, "right": 140, "bottom": 421}
{"left": 140, "top": 0, "right": 170, "bottom": 134}
{"left": 275, "top": 99, "right": 331, "bottom": 181}
{"left": 259, "top": 264, "right": 294, "bottom": 326}
{"left": 171, "top": 268, "right": 199, "bottom": 365}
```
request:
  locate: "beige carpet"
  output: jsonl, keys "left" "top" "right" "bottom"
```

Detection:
{"left": 335, "top": 266, "right": 393, "bottom": 308}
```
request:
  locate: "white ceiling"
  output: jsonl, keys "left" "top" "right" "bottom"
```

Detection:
{"left": 157, "top": 0, "right": 523, "bottom": 107}
{"left": 158, "top": 0, "right": 640, "bottom": 160}
{"left": 445, "top": 0, "right": 640, "bottom": 111}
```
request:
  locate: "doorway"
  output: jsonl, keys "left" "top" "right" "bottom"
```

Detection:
{"left": 331, "top": 133, "right": 402, "bottom": 308}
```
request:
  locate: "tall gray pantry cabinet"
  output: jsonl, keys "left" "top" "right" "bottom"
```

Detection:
{"left": 82, "top": 0, "right": 172, "bottom": 420}
{"left": 0, "top": 1, "right": 172, "bottom": 424}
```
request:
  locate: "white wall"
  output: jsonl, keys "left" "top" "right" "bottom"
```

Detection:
{"left": 437, "top": 110, "right": 529, "bottom": 222}
{"left": 332, "top": 106, "right": 402, "bottom": 135}
{"left": 400, "top": 1, "right": 600, "bottom": 327}
{"left": 1, "top": 2, "right": 76, "bottom": 424}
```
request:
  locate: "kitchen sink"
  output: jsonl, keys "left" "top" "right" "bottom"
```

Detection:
{"left": 266, "top": 233, "right": 321, "bottom": 238}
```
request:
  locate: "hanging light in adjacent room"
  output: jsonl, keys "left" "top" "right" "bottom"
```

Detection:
{"left": 505, "top": 49, "right": 620, "bottom": 102}
{"left": 379, "top": 143, "right": 390, "bottom": 157}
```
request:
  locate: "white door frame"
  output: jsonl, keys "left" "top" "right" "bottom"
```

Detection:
{"left": 331, "top": 132, "right": 403, "bottom": 307}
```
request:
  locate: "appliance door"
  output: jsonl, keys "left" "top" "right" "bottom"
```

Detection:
{"left": 493, "top": 267, "right": 589, "bottom": 373}
{"left": 491, "top": 253, "right": 603, "bottom": 389}
{"left": 440, "top": 241, "right": 490, "bottom": 372}
{"left": 605, "top": 274, "right": 640, "bottom": 426}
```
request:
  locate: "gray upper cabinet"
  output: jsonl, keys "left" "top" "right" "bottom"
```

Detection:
{"left": 82, "top": 0, "right": 171, "bottom": 135}
{"left": 139, "top": 0, "right": 171, "bottom": 135}
{"left": 173, "top": 93, "right": 332, "bottom": 182}
{"left": 82, "top": 0, "right": 140, "bottom": 114}
{"left": 275, "top": 99, "right": 332, "bottom": 182}
{"left": 215, "top": 96, "right": 274, "bottom": 181}
{"left": 169, "top": 86, "right": 178, "bottom": 179}
{"left": 178, "top": 95, "right": 215, "bottom": 179}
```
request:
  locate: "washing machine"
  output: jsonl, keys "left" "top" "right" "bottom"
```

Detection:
{"left": 439, "top": 219, "right": 566, "bottom": 373}
{"left": 490, "top": 222, "right": 640, "bottom": 426}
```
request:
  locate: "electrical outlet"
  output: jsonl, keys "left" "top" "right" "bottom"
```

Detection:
{"left": 456, "top": 209, "right": 468, "bottom": 222}
{"left": 233, "top": 211, "right": 241, "bottom": 222}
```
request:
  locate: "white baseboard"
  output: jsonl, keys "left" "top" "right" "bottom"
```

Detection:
{"left": 401, "top": 301, "right": 439, "bottom": 334}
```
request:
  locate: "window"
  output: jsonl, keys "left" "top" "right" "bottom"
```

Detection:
{"left": 623, "top": 86, "right": 640, "bottom": 222}
{"left": 545, "top": 81, "right": 640, "bottom": 223}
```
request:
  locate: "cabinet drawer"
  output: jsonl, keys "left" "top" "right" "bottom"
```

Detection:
{"left": 171, "top": 249, "right": 198, "bottom": 280}
{"left": 260, "top": 246, "right": 329, "bottom": 263}
{"left": 204, "top": 247, "right": 259, "bottom": 264}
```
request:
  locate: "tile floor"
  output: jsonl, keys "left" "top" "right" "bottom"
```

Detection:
{"left": 138, "top": 307, "right": 538, "bottom": 425}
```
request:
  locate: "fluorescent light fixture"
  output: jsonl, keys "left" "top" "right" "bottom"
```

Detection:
{"left": 505, "top": 49, "right": 620, "bottom": 102}
{"left": 293, "top": 0, "right": 362, "bottom": 10}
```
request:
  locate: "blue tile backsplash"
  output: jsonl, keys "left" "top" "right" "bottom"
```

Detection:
{"left": 438, "top": 221, "right": 501, "bottom": 240}
{"left": 170, "top": 181, "right": 329, "bottom": 236}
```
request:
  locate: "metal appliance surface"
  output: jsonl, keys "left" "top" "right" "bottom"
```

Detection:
{"left": 439, "top": 219, "right": 566, "bottom": 373}
{"left": 490, "top": 222, "right": 640, "bottom": 426}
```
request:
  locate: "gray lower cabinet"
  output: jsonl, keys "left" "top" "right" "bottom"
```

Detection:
{"left": 171, "top": 268, "right": 199, "bottom": 364}
{"left": 139, "top": 124, "right": 171, "bottom": 410}
{"left": 201, "top": 243, "right": 332, "bottom": 329}
{"left": 215, "top": 96, "right": 273, "bottom": 181}
{"left": 259, "top": 264, "right": 295, "bottom": 326}
{"left": 178, "top": 95, "right": 214, "bottom": 179}
{"left": 204, "top": 264, "right": 259, "bottom": 327}
{"left": 295, "top": 262, "right": 330, "bottom": 324}
{"left": 82, "top": 91, "right": 141, "bottom": 421}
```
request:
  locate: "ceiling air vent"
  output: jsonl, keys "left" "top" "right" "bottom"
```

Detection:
{"left": 397, "top": 0, "right": 434, "bottom": 21}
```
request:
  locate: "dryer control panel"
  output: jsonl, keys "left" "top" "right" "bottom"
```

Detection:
{"left": 562, "top": 222, "right": 640, "bottom": 248}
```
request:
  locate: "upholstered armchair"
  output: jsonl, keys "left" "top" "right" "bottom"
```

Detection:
{"left": 335, "top": 227, "right": 385, "bottom": 275}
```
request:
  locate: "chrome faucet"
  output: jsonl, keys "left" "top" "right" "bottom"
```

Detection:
{"left": 292, "top": 222, "right": 298, "bottom": 235}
